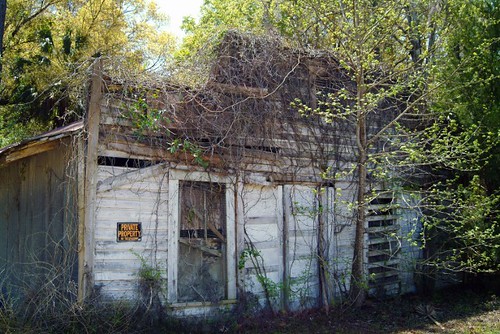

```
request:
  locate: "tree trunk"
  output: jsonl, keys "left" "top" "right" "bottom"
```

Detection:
{"left": 317, "top": 187, "right": 330, "bottom": 313}
{"left": 350, "top": 116, "right": 368, "bottom": 307}
{"left": 350, "top": 59, "right": 368, "bottom": 306}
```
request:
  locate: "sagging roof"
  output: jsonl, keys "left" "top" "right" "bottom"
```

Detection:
{"left": 0, "top": 120, "right": 84, "bottom": 166}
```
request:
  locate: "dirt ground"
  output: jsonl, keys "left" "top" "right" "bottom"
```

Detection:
{"left": 5, "top": 286, "right": 497, "bottom": 333}
{"left": 236, "top": 287, "right": 500, "bottom": 334}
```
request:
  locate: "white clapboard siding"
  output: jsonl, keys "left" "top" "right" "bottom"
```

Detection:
{"left": 245, "top": 271, "right": 282, "bottom": 298}
{"left": 285, "top": 185, "right": 320, "bottom": 310}
{"left": 322, "top": 186, "right": 357, "bottom": 296}
{"left": 241, "top": 184, "right": 283, "bottom": 304}
{"left": 97, "top": 280, "right": 139, "bottom": 300}
{"left": 94, "top": 165, "right": 169, "bottom": 299}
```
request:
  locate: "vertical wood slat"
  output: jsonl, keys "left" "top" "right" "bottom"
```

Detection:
{"left": 276, "top": 186, "right": 284, "bottom": 310}
{"left": 282, "top": 185, "right": 290, "bottom": 311}
{"left": 167, "top": 178, "right": 179, "bottom": 303}
{"left": 235, "top": 181, "right": 245, "bottom": 296}
{"left": 0, "top": 140, "right": 74, "bottom": 286}
{"left": 77, "top": 137, "right": 86, "bottom": 302}
{"left": 226, "top": 183, "right": 237, "bottom": 300}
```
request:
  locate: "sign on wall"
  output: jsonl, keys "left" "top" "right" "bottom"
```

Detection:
{"left": 117, "top": 223, "right": 142, "bottom": 242}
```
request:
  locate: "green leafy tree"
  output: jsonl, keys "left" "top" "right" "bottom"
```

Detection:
{"left": 280, "top": 0, "right": 441, "bottom": 307}
{"left": 178, "top": 0, "right": 269, "bottom": 60}
{"left": 409, "top": 0, "right": 500, "bottom": 278}
{"left": 434, "top": 0, "right": 500, "bottom": 192}
{"left": 0, "top": 0, "right": 175, "bottom": 146}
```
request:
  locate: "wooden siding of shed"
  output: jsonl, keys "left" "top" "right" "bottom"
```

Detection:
{"left": 241, "top": 184, "right": 284, "bottom": 306}
{"left": 0, "top": 137, "right": 78, "bottom": 288}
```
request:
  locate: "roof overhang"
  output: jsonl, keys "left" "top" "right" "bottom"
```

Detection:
{"left": 0, "top": 121, "right": 84, "bottom": 166}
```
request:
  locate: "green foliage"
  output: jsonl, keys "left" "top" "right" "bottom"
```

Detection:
{"left": 131, "top": 251, "right": 164, "bottom": 291}
{"left": 0, "top": 0, "right": 176, "bottom": 146}
{"left": 126, "top": 97, "right": 171, "bottom": 137}
{"left": 423, "top": 175, "right": 500, "bottom": 273}
{"left": 177, "top": 0, "right": 268, "bottom": 61}
{"left": 136, "top": 257, "right": 163, "bottom": 285}
{"left": 169, "top": 138, "right": 209, "bottom": 168}
{"left": 238, "top": 248, "right": 260, "bottom": 271}
{"left": 433, "top": 0, "right": 500, "bottom": 192}
{"left": 436, "top": 0, "right": 499, "bottom": 126}
{"left": 396, "top": 115, "right": 496, "bottom": 173}
{"left": 0, "top": 109, "right": 49, "bottom": 147}
{"left": 132, "top": 251, "right": 166, "bottom": 323}
{"left": 125, "top": 96, "right": 209, "bottom": 168}
{"left": 240, "top": 248, "right": 317, "bottom": 310}
{"left": 239, "top": 247, "right": 281, "bottom": 310}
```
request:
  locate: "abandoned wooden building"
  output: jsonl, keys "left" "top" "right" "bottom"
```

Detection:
{"left": 0, "top": 33, "right": 421, "bottom": 315}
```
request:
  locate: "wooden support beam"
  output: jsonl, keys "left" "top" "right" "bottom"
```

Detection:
{"left": 79, "top": 59, "right": 103, "bottom": 301}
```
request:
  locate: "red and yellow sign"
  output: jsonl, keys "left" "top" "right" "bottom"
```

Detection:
{"left": 117, "top": 223, "right": 142, "bottom": 242}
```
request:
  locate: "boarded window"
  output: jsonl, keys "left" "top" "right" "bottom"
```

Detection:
{"left": 367, "top": 194, "right": 401, "bottom": 296}
{"left": 178, "top": 181, "right": 227, "bottom": 302}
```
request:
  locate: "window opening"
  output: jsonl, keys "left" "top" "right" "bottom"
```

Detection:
{"left": 178, "top": 181, "right": 227, "bottom": 303}
{"left": 97, "top": 156, "right": 156, "bottom": 168}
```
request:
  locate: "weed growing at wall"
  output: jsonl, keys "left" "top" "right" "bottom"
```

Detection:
{"left": 133, "top": 251, "right": 166, "bottom": 323}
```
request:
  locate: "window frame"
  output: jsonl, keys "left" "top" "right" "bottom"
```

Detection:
{"left": 166, "top": 170, "right": 237, "bottom": 305}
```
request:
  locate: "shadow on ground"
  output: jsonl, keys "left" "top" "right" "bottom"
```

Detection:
{"left": 236, "top": 287, "right": 500, "bottom": 334}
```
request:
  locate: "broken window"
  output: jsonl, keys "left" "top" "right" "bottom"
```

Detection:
{"left": 178, "top": 181, "right": 227, "bottom": 303}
